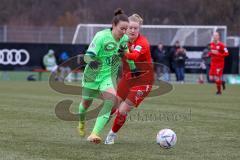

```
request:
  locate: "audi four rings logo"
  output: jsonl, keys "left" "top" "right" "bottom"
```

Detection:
{"left": 0, "top": 49, "right": 30, "bottom": 65}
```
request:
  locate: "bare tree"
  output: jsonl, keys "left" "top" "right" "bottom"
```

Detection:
{"left": 0, "top": 0, "right": 239, "bottom": 35}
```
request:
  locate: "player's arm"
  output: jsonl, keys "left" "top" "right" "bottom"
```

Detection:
{"left": 118, "top": 44, "right": 141, "bottom": 77}
{"left": 124, "top": 42, "right": 147, "bottom": 77}
{"left": 218, "top": 44, "right": 229, "bottom": 57}
{"left": 43, "top": 56, "right": 48, "bottom": 66}
{"left": 125, "top": 57, "right": 140, "bottom": 77}
{"left": 208, "top": 51, "right": 212, "bottom": 57}
{"left": 209, "top": 49, "right": 218, "bottom": 55}
{"left": 124, "top": 50, "right": 140, "bottom": 60}
{"left": 84, "top": 53, "right": 101, "bottom": 69}
{"left": 84, "top": 33, "right": 102, "bottom": 69}
{"left": 124, "top": 44, "right": 146, "bottom": 61}
{"left": 208, "top": 44, "right": 216, "bottom": 56}
{"left": 118, "top": 41, "right": 137, "bottom": 71}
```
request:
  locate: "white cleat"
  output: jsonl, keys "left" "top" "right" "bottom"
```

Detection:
{"left": 104, "top": 131, "right": 117, "bottom": 145}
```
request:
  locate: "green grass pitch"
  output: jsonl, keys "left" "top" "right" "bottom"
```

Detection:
{"left": 0, "top": 81, "right": 240, "bottom": 160}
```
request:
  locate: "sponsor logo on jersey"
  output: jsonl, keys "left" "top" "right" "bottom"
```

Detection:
{"left": 134, "top": 45, "right": 142, "bottom": 52}
{"left": 135, "top": 90, "right": 144, "bottom": 103}
{"left": 136, "top": 90, "right": 144, "bottom": 97}
{"left": 104, "top": 42, "right": 117, "bottom": 51}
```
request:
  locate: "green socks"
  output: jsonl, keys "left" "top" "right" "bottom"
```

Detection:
{"left": 79, "top": 102, "right": 87, "bottom": 122}
{"left": 92, "top": 100, "right": 113, "bottom": 135}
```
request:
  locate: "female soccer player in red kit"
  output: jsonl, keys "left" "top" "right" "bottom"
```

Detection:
{"left": 104, "top": 14, "right": 154, "bottom": 144}
{"left": 209, "top": 31, "right": 229, "bottom": 95}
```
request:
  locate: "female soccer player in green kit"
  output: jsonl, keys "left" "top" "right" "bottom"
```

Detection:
{"left": 77, "top": 8, "right": 131, "bottom": 144}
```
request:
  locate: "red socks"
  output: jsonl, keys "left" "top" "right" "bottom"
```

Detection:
{"left": 112, "top": 111, "right": 127, "bottom": 133}
{"left": 216, "top": 80, "right": 222, "bottom": 93}
{"left": 110, "top": 107, "right": 117, "bottom": 116}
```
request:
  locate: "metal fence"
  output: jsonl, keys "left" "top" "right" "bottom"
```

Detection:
{"left": 0, "top": 24, "right": 231, "bottom": 46}
{"left": 0, "top": 25, "right": 75, "bottom": 44}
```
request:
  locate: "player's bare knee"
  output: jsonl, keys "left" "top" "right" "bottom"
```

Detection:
{"left": 118, "top": 100, "right": 133, "bottom": 115}
{"left": 101, "top": 89, "right": 117, "bottom": 103}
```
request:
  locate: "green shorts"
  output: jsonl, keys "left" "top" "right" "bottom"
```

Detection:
{"left": 82, "top": 77, "right": 117, "bottom": 100}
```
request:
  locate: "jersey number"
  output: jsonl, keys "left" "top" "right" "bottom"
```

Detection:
{"left": 106, "top": 55, "right": 119, "bottom": 66}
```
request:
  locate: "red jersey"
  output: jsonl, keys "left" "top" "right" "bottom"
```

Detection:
{"left": 117, "top": 34, "right": 153, "bottom": 107}
{"left": 209, "top": 41, "right": 229, "bottom": 67}
{"left": 122, "top": 34, "right": 153, "bottom": 75}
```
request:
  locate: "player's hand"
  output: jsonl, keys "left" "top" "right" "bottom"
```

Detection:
{"left": 131, "top": 68, "right": 141, "bottom": 77}
{"left": 118, "top": 44, "right": 128, "bottom": 57}
{"left": 89, "top": 61, "right": 101, "bottom": 69}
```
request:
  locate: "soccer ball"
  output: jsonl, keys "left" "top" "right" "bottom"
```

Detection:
{"left": 156, "top": 129, "right": 177, "bottom": 149}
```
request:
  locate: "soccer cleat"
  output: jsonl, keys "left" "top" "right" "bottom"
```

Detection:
{"left": 77, "top": 121, "right": 85, "bottom": 137}
{"left": 104, "top": 131, "right": 117, "bottom": 145}
{"left": 222, "top": 81, "right": 226, "bottom": 90}
{"left": 87, "top": 133, "right": 102, "bottom": 144}
{"left": 216, "top": 91, "right": 222, "bottom": 95}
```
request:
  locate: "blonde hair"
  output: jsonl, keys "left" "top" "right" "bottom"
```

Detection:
{"left": 128, "top": 14, "right": 143, "bottom": 25}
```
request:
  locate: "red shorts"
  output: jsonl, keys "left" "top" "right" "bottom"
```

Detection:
{"left": 209, "top": 65, "right": 223, "bottom": 77}
{"left": 117, "top": 76, "right": 153, "bottom": 107}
